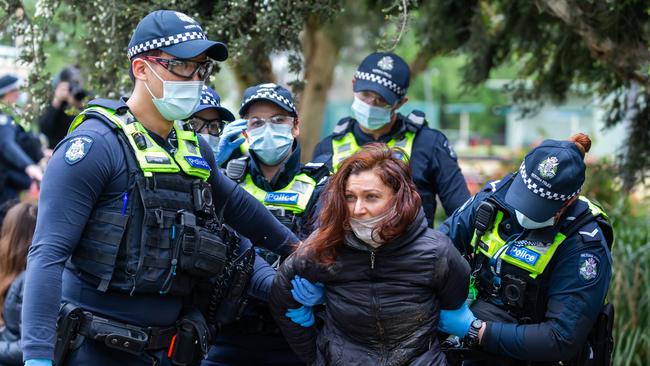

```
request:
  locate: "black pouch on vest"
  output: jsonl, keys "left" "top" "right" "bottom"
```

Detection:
{"left": 173, "top": 210, "right": 229, "bottom": 278}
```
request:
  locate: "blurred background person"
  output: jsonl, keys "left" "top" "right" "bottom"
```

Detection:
{"left": 0, "top": 203, "right": 38, "bottom": 365}
{"left": 38, "top": 66, "right": 88, "bottom": 149}
{"left": 270, "top": 144, "right": 470, "bottom": 366}
{"left": 188, "top": 85, "right": 235, "bottom": 162}
{"left": 0, "top": 74, "right": 44, "bottom": 205}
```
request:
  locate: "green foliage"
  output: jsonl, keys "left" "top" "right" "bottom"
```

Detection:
{"left": 416, "top": 0, "right": 650, "bottom": 190}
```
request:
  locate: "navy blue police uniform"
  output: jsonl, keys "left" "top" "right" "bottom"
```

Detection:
{"left": 0, "top": 75, "right": 43, "bottom": 204}
{"left": 22, "top": 11, "right": 298, "bottom": 366}
{"left": 438, "top": 140, "right": 613, "bottom": 364}
{"left": 312, "top": 53, "right": 469, "bottom": 226}
{"left": 204, "top": 84, "right": 329, "bottom": 366}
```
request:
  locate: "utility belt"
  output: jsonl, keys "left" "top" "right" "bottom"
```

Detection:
{"left": 54, "top": 303, "right": 209, "bottom": 366}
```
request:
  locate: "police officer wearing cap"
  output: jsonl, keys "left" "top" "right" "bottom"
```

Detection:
{"left": 312, "top": 52, "right": 470, "bottom": 226}
{"left": 200, "top": 83, "right": 329, "bottom": 366}
{"left": 189, "top": 85, "right": 236, "bottom": 160}
{"left": 0, "top": 74, "right": 43, "bottom": 205}
{"left": 437, "top": 133, "right": 614, "bottom": 364}
{"left": 22, "top": 10, "right": 298, "bottom": 366}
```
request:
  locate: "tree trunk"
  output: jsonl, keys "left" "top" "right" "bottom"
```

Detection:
{"left": 298, "top": 19, "right": 341, "bottom": 162}
{"left": 231, "top": 45, "right": 276, "bottom": 96}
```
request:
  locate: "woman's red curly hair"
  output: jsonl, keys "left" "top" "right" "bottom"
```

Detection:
{"left": 300, "top": 143, "right": 421, "bottom": 265}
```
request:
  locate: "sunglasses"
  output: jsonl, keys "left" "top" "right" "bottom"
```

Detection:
{"left": 142, "top": 56, "right": 214, "bottom": 80}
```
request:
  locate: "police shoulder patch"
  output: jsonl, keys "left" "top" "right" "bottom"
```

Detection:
{"left": 578, "top": 252, "right": 600, "bottom": 281}
{"left": 64, "top": 136, "right": 94, "bottom": 165}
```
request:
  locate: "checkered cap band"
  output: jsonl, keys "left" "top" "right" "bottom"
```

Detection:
{"left": 128, "top": 31, "right": 207, "bottom": 58}
{"left": 201, "top": 89, "right": 219, "bottom": 106}
{"left": 241, "top": 90, "right": 295, "bottom": 111}
{"left": 518, "top": 162, "right": 580, "bottom": 201}
{"left": 355, "top": 71, "right": 406, "bottom": 96}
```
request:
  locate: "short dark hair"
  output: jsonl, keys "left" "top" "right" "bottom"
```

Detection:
{"left": 129, "top": 49, "right": 162, "bottom": 83}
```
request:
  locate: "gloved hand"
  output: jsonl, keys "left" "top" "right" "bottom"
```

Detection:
{"left": 25, "top": 359, "right": 53, "bottom": 366}
{"left": 291, "top": 275, "right": 326, "bottom": 306}
{"left": 438, "top": 301, "right": 476, "bottom": 337}
{"left": 286, "top": 305, "right": 315, "bottom": 327}
{"left": 216, "top": 119, "right": 248, "bottom": 166}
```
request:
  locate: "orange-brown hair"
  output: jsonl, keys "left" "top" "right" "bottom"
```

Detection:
{"left": 0, "top": 203, "right": 37, "bottom": 324}
{"left": 569, "top": 132, "right": 592, "bottom": 156}
{"left": 301, "top": 143, "right": 421, "bottom": 265}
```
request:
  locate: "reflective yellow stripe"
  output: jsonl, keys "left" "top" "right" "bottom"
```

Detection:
{"left": 331, "top": 131, "right": 415, "bottom": 173}
{"left": 579, "top": 196, "right": 608, "bottom": 219}
{"left": 473, "top": 210, "right": 566, "bottom": 279}
{"left": 70, "top": 106, "right": 210, "bottom": 180}
{"left": 240, "top": 173, "right": 316, "bottom": 214}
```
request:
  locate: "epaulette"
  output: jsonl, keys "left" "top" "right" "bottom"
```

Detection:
{"left": 301, "top": 162, "right": 331, "bottom": 185}
{"left": 331, "top": 117, "right": 354, "bottom": 137}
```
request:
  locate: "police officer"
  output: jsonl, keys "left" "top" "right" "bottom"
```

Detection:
{"left": 188, "top": 85, "right": 236, "bottom": 163}
{"left": 22, "top": 11, "right": 298, "bottom": 366}
{"left": 312, "top": 52, "right": 470, "bottom": 226}
{"left": 438, "top": 133, "right": 614, "bottom": 364}
{"left": 0, "top": 75, "right": 44, "bottom": 205}
{"left": 201, "top": 83, "right": 329, "bottom": 366}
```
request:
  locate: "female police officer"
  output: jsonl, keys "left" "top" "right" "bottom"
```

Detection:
{"left": 438, "top": 133, "right": 613, "bottom": 364}
{"left": 200, "top": 83, "right": 329, "bottom": 366}
{"left": 22, "top": 10, "right": 298, "bottom": 366}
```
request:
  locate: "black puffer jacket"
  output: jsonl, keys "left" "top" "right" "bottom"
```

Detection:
{"left": 0, "top": 272, "right": 25, "bottom": 366}
{"left": 270, "top": 210, "right": 470, "bottom": 366}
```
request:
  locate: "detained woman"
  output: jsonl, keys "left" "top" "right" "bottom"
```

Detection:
{"left": 270, "top": 143, "right": 470, "bottom": 365}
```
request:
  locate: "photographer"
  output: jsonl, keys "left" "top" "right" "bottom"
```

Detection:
{"left": 38, "top": 66, "right": 87, "bottom": 148}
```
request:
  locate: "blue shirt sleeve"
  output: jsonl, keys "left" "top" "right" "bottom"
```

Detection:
{"left": 427, "top": 132, "right": 470, "bottom": 216}
{"left": 481, "top": 232, "right": 612, "bottom": 361}
{"left": 311, "top": 137, "right": 334, "bottom": 169}
{"left": 0, "top": 122, "right": 35, "bottom": 171}
{"left": 199, "top": 138, "right": 299, "bottom": 257}
{"left": 22, "top": 121, "right": 122, "bottom": 361}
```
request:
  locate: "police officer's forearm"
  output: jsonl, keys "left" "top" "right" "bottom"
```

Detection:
{"left": 481, "top": 318, "right": 590, "bottom": 361}
{"left": 247, "top": 254, "right": 276, "bottom": 301}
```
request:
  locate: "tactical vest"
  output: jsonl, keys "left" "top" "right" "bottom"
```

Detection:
{"left": 470, "top": 196, "right": 612, "bottom": 322}
{"left": 331, "top": 130, "right": 414, "bottom": 172}
{"left": 67, "top": 106, "right": 231, "bottom": 296}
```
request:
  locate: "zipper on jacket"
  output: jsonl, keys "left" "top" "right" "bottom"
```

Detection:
{"left": 370, "top": 250, "right": 376, "bottom": 269}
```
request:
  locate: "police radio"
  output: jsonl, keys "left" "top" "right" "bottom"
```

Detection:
{"left": 470, "top": 201, "right": 497, "bottom": 266}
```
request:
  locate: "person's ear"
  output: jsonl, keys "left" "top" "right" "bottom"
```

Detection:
{"left": 292, "top": 117, "right": 300, "bottom": 138}
{"left": 131, "top": 58, "right": 148, "bottom": 82}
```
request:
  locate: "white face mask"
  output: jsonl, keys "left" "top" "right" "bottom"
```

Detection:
{"left": 515, "top": 210, "right": 555, "bottom": 229}
{"left": 351, "top": 96, "right": 392, "bottom": 130}
{"left": 349, "top": 209, "right": 392, "bottom": 248}
{"left": 143, "top": 61, "right": 203, "bottom": 121}
{"left": 199, "top": 133, "right": 219, "bottom": 154}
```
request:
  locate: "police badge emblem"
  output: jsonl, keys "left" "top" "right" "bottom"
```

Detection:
{"left": 538, "top": 156, "right": 559, "bottom": 179}
{"left": 579, "top": 253, "right": 599, "bottom": 281}
{"left": 64, "top": 136, "right": 93, "bottom": 165}
{"left": 377, "top": 56, "right": 394, "bottom": 71}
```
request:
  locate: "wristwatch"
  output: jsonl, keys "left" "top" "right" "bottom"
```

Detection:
{"left": 464, "top": 318, "right": 484, "bottom": 347}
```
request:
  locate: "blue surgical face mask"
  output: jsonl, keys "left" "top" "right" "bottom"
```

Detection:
{"left": 199, "top": 133, "right": 219, "bottom": 154}
{"left": 16, "top": 92, "right": 28, "bottom": 108}
{"left": 515, "top": 210, "right": 555, "bottom": 229}
{"left": 248, "top": 123, "right": 294, "bottom": 166}
{"left": 144, "top": 62, "right": 203, "bottom": 121}
{"left": 351, "top": 96, "right": 392, "bottom": 130}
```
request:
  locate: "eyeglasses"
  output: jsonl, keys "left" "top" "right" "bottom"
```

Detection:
{"left": 189, "top": 116, "right": 224, "bottom": 136}
{"left": 248, "top": 115, "right": 295, "bottom": 130}
{"left": 142, "top": 56, "right": 214, "bottom": 80}
{"left": 357, "top": 91, "right": 390, "bottom": 108}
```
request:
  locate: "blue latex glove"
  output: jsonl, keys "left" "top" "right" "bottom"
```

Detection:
{"left": 291, "top": 275, "right": 326, "bottom": 306}
{"left": 25, "top": 359, "right": 53, "bottom": 366}
{"left": 216, "top": 119, "right": 248, "bottom": 166}
{"left": 438, "top": 301, "right": 476, "bottom": 337}
{"left": 286, "top": 305, "right": 315, "bottom": 327}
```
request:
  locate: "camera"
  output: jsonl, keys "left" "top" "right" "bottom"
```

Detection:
{"left": 192, "top": 181, "right": 214, "bottom": 216}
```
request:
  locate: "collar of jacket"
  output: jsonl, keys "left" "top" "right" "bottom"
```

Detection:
{"left": 344, "top": 208, "right": 428, "bottom": 253}
{"left": 248, "top": 140, "right": 302, "bottom": 191}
